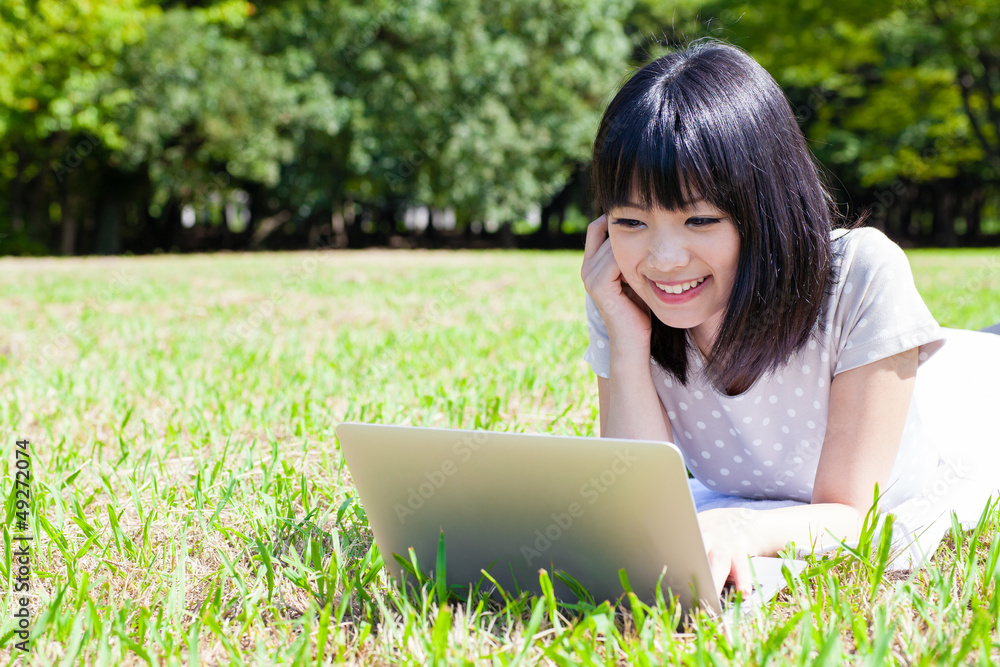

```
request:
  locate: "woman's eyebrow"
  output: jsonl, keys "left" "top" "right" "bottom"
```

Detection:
{"left": 615, "top": 202, "right": 652, "bottom": 211}
{"left": 615, "top": 199, "right": 709, "bottom": 212}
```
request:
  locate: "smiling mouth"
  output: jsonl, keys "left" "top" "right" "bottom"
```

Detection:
{"left": 652, "top": 276, "right": 707, "bottom": 295}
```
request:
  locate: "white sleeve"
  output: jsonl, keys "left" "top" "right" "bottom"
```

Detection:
{"left": 582, "top": 292, "right": 611, "bottom": 379}
{"left": 832, "top": 228, "right": 946, "bottom": 376}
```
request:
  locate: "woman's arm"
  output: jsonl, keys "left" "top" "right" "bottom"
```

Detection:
{"left": 597, "top": 357, "right": 673, "bottom": 442}
{"left": 700, "top": 347, "right": 919, "bottom": 594}
{"left": 582, "top": 214, "right": 673, "bottom": 443}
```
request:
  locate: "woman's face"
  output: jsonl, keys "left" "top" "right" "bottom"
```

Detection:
{"left": 607, "top": 196, "right": 741, "bottom": 357}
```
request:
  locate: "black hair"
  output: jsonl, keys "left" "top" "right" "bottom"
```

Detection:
{"left": 592, "top": 39, "right": 844, "bottom": 396}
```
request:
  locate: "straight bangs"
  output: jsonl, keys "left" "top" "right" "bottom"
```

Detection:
{"left": 591, "top": 41, "right": 838, "bottom": 395}
{"left": 592, "top": 69, "right": 737, "bottom": 219}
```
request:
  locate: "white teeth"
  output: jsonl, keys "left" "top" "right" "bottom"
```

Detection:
{"left": 654, "top": 277, "right": 705, "bottom": 294}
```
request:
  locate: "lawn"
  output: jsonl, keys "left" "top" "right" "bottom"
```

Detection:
{"left": 0, "top": 246, "right": 998, "bottom": 665}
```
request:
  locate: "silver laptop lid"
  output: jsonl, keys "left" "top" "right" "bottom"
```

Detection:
{"left": 335, "top": 422, "right": 721, "bottom": 614}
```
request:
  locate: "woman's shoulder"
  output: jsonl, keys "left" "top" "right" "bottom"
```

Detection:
{"left": 821, "top": 225, "right": 944, "bottom": 375}
{"left": 832, "top": 225, "right": 903, "bottom": 255}
{"left": 831, "top": 226, "right": 909, "bottom": 270}
{"left": 826, "top": 226, "right": 916, "bottom": 298}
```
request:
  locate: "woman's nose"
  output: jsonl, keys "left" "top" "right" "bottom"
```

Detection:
{"left": 647, "top": 234, "right": 691, "bottom": 271}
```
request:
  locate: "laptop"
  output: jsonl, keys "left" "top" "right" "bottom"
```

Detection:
{"left": 334, "top": 422, "right": 803, "bottom": 615}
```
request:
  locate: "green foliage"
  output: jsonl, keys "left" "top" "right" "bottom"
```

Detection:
{"left": 105, "top": 6, "right": 345, "bottom": 208}
{"left": 632, "top": 0, "right": 1000, "bottom": 188}
{"left": 0, "top": 0, "right": 151, "bottom": 143}
{"left": 0, "top": 0, "right": 154, "bottom": 254}
{"left": 249, "top": 0, "right": 634, "bottom": 222}
{"left": 3, "top": 0, "right": 1000, "bottom": 254}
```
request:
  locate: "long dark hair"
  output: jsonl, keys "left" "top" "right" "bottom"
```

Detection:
{"left": 592, "top": 40, "right": 843, "bottom": 396}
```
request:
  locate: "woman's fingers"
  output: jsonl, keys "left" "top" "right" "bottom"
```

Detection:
{"left": 580, "top": 213, "right": 652, "bottom": 348}
{"left": 581, "top": 215, "right": 621, "bottom": 296}
{"left": 699, "top": 508, "right": 755, "bottom": 597}
{"left": 732, "top": 552, "right": 754, "bottom": 595}
{"left": 706, "top": 547, "right": 731, "bottom": 597}
{"left": 621, "top": 281, "right": 650, "bottom": 317}
{"left": 706, "top": 546, "right": 753, "bottom": 597}
{"left": 582, "top": 214, "right": 609, "bottom": 265}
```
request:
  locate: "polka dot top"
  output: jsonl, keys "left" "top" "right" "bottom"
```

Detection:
{"left": 583, "top": 227, "right": 948, "bottom": 507}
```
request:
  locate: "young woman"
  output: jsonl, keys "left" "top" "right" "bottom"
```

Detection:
{"left": 580, "top": 40, "right": 1000, "bottom": 596}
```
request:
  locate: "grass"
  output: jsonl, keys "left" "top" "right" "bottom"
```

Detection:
{"left": 0, "top": 245, "right": 998, "bottom": 665}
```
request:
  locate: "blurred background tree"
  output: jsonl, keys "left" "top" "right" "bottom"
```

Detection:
{"left": 1, "top": 0, "right": 998, "bottom": 254}
{"left": 680, "top": 0, "right": 1000, "bottom": 246}
{"left": 0, "top": 0, "right": 152, "bottom": 255}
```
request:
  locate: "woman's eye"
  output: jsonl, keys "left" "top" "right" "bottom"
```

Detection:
{"left": 611, "top": 217, "right": 644, "bottom": 228}
{"left": 687, "top": 217, "right": 720, "bottom": 227}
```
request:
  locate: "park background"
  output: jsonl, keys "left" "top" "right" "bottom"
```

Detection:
{"left": 2, "top": 0, "right": 1000, "bottom": 256}
{"left": 3, "top": 1, "right": 1000, "bottom": 665}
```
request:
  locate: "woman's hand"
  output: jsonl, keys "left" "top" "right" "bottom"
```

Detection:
{"left": 581, "top": 214, "right": 652, "bottom": 353}
{"left": 697, "top": 508, "right": 755, "bottom": 597}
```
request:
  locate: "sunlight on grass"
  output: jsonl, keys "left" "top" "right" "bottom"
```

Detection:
{"left": 0, "top": 247, "right": 998, "bottom": 664}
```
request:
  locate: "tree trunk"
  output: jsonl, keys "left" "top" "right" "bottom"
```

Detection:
{"left": 308, "top": 205, "right": 332, "bottom": 249}
{"left": 59, "top": 184, "right": 78, "bottom": 256}
{"left": 964, "top": 186, "right": 984, "bottom": 244}
{"left": 9, "top": 149, "right": 25, "bottom": 233}
{"left": 94, "top": 198, "right": 122, "bottom": 255}
{"left": 931, "top": 181, "right": 957, "bottom": 247}
{"left": 25, "top": 174, "right": 47, "bottom": 246}
{"left": 888, "top": 183, "right": 915, "bottom": 240}
{"left": 421, "top": 207, "right": 439, "bottom": 247}
{"left": 532, "top": 211, "right": 554, "bottom": 249}
{"left": 499, "top": 220, "right": 515, "bottom": 248}
{"left": 331, "top": 202, "right": 348, "bottom": 248}
{"left": 344, "top": 199, "right": 366, "bottom": 248}
{"left": 155, "top": 200, "right": 179, "bottom": 252}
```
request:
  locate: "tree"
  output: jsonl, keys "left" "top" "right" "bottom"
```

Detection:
{"left": 248, "top": 0, "right": 635, "bottom": 243}
{"left": 629, "top": 0, "right": 1000, "bottom": 244}
{"left": 103, "top": 4, "right": 346, "bottom": 251}
{"left": 0, "top": 0, "right": 153, "bottom": 254}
